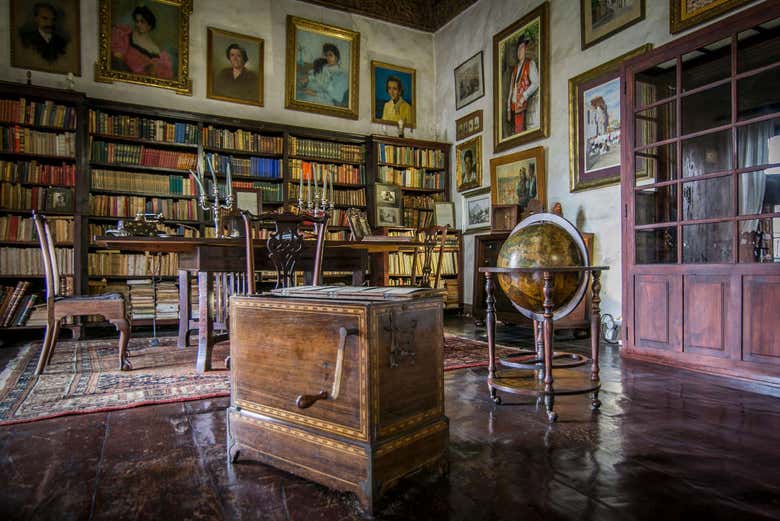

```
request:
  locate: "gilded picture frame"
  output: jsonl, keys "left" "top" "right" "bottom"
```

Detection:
{"left": 456, "top": 135, "right": 482, "bottom": 193}
{"left": 371, "top": 60, "right": 416, "bottom": 128}
{"left": 207, "top": 27, "right": 264, "bottom": 107}
{"left": 454, "top": 51, "right": 485, "bottom": 110}
{"left": 670, "top": 0, "right": 754, "bottom": 34}
{"left": 456, "top": 109, "right": 483, "bottom": 141}
{"left": 95, "top": 0, "right": 192, "bottom": 94}
{"left": 581, "top": 0, "right": 645, "bottom": 50}
{"left": 493, "top": 2, "right": 550, "bottom": 153}
{"left": 569, "top": 45, "right": 651, "bottom": 192}
{"left": 10, "top": 0, "right": 82, "bottom": 76}
{"left": 462, "top": 187, "right": 491, "bottom": 233}
{"left": 490, "top": 146, "right": 546, "bottom": 213}
{"left": 285, "top": 16, "right": 360, "bottom": 120}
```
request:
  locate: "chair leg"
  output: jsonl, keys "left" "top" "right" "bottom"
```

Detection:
{"left": 110, "top": 318, "right": 132, "bottom": 371}
{"left": 45, "top": 319, "right": 62, "bottom": 367}
{"left": 35, "top": 317, "right": 59, "bottom": 376}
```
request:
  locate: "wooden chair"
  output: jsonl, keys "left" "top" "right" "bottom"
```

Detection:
{"left": 241, "top": 209, "right": 329, "bottom": 293}
{"left": 32, "top": 212, "right": 131, "bottom": 375}
{"left": 411, "top": 225, "right": 449, "bottom": 288}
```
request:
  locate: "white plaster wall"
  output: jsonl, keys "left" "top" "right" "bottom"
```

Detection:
{"left": 0, "top": 0, "right": 435, "bottom": 136}
{"left": 433, "top": 0, "right": 760, "bottom": 318}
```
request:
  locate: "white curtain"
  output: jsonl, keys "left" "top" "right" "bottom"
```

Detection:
{"left": 738, "top": 120, "right": 772, "bottom": 230}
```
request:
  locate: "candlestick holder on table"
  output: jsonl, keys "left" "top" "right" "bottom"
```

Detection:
{"left": 189, "top": 152, "right": 234, "bottom": 238}
{"left": 295, "top": 170, "right": 334, "bottom": 224}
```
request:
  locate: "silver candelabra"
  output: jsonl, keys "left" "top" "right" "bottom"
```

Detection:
{"left": 189, "top": 153, "right": 233, "bottom": 238}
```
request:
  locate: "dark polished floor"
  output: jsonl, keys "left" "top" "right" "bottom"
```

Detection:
{"left": 2, "top": 318, "right": 780, "bottom": 520}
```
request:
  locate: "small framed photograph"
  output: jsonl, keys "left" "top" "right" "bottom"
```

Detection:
{"left": 581, "top": 0, "right": 645, "bottom": 50}
{"left": 456, "top": 109, "right": 483, "bottom": 141}
{"left": 375, "top": 183, "right": 401, "bottom": 207}
{"left": 46, "top": 187, "right": 73, "bottom": 212}
{"left": 347, "top": 208, "right": 372, "bottom": 240}
{"left": 10, "top": 0, "right": 82, "bottom": 76}
{"left": 434, "top": 202, "right": 455, "bottom": 228}
{"left": 207, "top": 27, "right": 264, "bottom": 107}
{"left": 463, "top": 188, "right": 491, "bottom": 233}
{"left": 376, "top": 206, "right": 401, "bottom": 227}
{"left": 235, "top": 189, "right": 261, "bottom": 215}
{"left": 454, "top": 51, "right": 485, "bottom": 110}
{"left": 456, "top": 136, "right": 482, "bottom": 193}
{"left": 371, "top": 60, "right": 416, "bottom": 128}
{"left": 490, "top": 146, "right": 546, "bottom": 215}
{"left": 669, "top": 0, "right": 752, "bottom": 34}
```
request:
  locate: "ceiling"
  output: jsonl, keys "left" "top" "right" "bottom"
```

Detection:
{"left": 298, "top": 0, "right": 479, "bottom": 32}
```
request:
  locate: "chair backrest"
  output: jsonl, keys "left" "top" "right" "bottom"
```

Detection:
{"left": 241, "top": 209, "right": 329, "bottom": 293}
{"left": 411, "top": 225, "right": 449, "bottom": 288}
{"left": 32, "top": 212, "right": 59, "bottom": 301}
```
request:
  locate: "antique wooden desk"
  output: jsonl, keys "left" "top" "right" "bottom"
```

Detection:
{"left": 228, "top": 288, "right": 449, "bottom": 514}
{"left": 479, "top": 266, "right": 608, "bottom": 422}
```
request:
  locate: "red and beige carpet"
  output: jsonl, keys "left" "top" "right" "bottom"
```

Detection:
{"left": 0, "top": 334, "right": 520, "bottom": 425}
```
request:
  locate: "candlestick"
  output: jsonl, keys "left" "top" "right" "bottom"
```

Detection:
{"left": 226, "top": 160, "right": 232, "bottom": 197}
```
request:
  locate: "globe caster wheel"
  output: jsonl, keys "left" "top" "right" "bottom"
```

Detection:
{"left": 592, "top": 399, "right": 602, "bottom": 409}
{"left": 547, "top": 410, "right": 558, "bottom": 423}
{"left": 492, "top": 395, "right": 502, "bottom": 405}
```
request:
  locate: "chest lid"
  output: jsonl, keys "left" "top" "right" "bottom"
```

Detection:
{"left": 269, "top": 285, "right": 444, "bottom": 301}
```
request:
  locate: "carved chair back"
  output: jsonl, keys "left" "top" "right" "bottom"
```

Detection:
{"left": 32, "top": 212, "right": 61, "bottom": 303}
{"left": 411, "top": 225, "right": 449, "bottom": 288}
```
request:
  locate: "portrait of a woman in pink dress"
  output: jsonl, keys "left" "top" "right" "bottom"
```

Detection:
{"left": 111, "top": 5, "right": 174, "bottom": 80}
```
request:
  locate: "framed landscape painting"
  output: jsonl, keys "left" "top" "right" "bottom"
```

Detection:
{"left": 463, "top": 187, "right": 491, "bottom": 233}
{"left": 454, "top": 51, "right": 484, "bottom": 110}
{"left": 207, "top": 27, "right": 263, "bottom": 107}
{"left": 581, "top": 0, "right": 645, "bottom": 50}
{"left": 490, "top": 146, "right": 546, "bottom": 214}
{"left": 285, "top": 16, "right": 360, "bottom": 120}
{"left": 493, "top": 2, "right": 550, "bottom": 153}
{"left": 10, "top": 0, "right": 81, "bottom": 76}
{"left": 670, "top": 0, "right": 754, "bottom": 34}
{"left": 568, "top": 45, "right": 651, "bottom": 192}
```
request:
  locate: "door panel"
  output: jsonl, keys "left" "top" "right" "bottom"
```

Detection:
{"left": 683, "top": 274, "right": 731, "bottom": 358}
{"left": 634, "top": 274, "right": 681, "bottom": 351}
{"left": 742, "top": 275, "right": 780, "bottom": 366}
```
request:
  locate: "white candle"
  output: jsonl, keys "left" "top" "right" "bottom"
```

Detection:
{"left": 329, "top": 172, "right": 334, "bottom": 204}
{"left": 226, "top": 160, "right": 232, "bottom": 197}
{"left": 314, "top": 167, "right": 318, "bottom": 198}
{"left": 298, "top": 171, "right": 304, "bottom": 202}
{"left": 190, "top": 169, "right": 206, "bottom": 196}
{"left": 322, "top": 170, "right": 327, "bottom": 203}
{"left": 307, "top": 176, "right": 311, "bottom": 204}
{"left": 206, "top": 154, "right": 218, "bottom": 195}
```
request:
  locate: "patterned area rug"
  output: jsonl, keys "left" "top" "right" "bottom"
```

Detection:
{"left": 0, "top": 334, "right": 517, "bottom": 425}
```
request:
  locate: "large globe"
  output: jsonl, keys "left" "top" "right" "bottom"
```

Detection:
{"left": 497, "top": 213, "right": 589, "bottom": 321}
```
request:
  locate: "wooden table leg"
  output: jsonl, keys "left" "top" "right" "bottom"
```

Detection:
{"left": 590, "top": 270, "right": 602, "bottom": 409}
{"left": 196, "top": 271, "right": 214, "bottom": 373}
{"left": 542, "top": 271, "right": 557, "bottom": 423}
{"left": 178, "top": 269, "right": 192, "bottom": 349}
{"left": 485, "top": 272, "right": 500, "bottom": 404}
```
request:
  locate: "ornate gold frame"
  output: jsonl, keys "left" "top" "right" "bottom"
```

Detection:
{"left": 456, "top": 135, "right": 482, "bottom": 193}
{"left": 568, "top": 44, "right": 651, "bottom": 192}
{"left": 95, "top": 0, "right": 192, "bottom": 95}
{"left": 285, "top": 16, "right": 360, "bottom": 120}
{"left": 492, "top": 2, "right": 550, "bottom": 153}
{"left": 489, "top": 146, "right": 546, "bottom": 208}
{"left": 206, "top": 27, "right": 264, "bottom": 107}
{"left": 670, "top": 0, "right": 753, "bottom": 34}
{"left": 370, "top": 60, "right": 416, "bottom": 128}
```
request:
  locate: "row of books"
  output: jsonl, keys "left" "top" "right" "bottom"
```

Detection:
{"left": 0, "top": 281, "right": 37, "bottom": 327}
{"left": 230, "top": 180, "right": 284, "bottom": 202}
{"left": 127, "top": 280, "right": 179, "bottom": 320}
{"left": 207, "top": 153, "right": 282, "bottom": 178}
{"left": 0, "top": 215, "right": 73, "bottom": 242}
{"left": 402, "top": 194, "right": 436, "bottom": 210}
{"left": 0, "top": 246, "right": 73, "bottom": 275}
{"left": 91, "top": 169, "right": 197, "bottom": 197}
{"left": 87, "top": 251, "right": 179, "bottom": 277}
{"left": 89, "top": 110, "right": 200, "bottom": 144}
{"left": 0, "top": 98, "right": 77, "bottom": 129}
{"left": 89, "top": 195, "right": 198, "bottom": 220}
{"left": 0, "top": 126, "right": 76, "bottom": 157}
{"left": 402, "top": 208, "right": 434, "bottom": 229}
{"left": 377, "top": 166, "right": 444, "bottom": 190}
{"left": 376, "top": 144, "right": 446, "bottom": 169}
{"left": 288, "top": 137, "right": 365, "bottom": 163}
{"left": 289, "top": 159, "right": 365, "bottom": 185}
{"left": 285, "top": 183, "right": 366, "bottom": 206}
{"left": 202, "top": 126, "right": 283, "bottom": 154}
{"left": 0, "top": 183, "right": 48, "bottom": 211}
{"left": 91, "top": 141, "right": 197, "bottom": 170}
{"left": 88, "top": 222, "right": 199, "bottom": 242}
{"left": 386, "top": 251, "right": 458, "bottom": 277}
{"left": 0, "top": 160, "right": 76, "bottom": 187}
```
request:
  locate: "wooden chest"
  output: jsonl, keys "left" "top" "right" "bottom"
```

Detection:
{"left": 227, "top": 293, "right": 449, "bottom": 514}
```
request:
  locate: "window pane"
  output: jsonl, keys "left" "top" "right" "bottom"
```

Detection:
{"left": 738, "top": 18, "right": 780, "bottom": 73}
{"left": 635, "top": 59, "right": 676, "bottom": 108}
{"left": 636, "top": 143, "right": 677, "bottom": 185}
{"left": 635, "top": 101, "right": 676, "bottom": 147}
{"left": 682, "top": 221, "right": 733, "bottom": 263}
{"left": 737, "top": 118, "right": 780, "bottom": 168}
{"left": 737, "top": 67, "right": 780, "bottom": 120}
{"left": 636, "top": 227, "right": 677, "bottom": 264}
{"left": 682, "top": 83, "right": 731, "bottom": 135}
{"left": 738, "top": 218, "right": 776, "bottom": 263}
{"left": 682, "top": 38, "right": 731, "bottom": 92}
{"left": 682, "top": 130, "right": 733, "bottom": 177}
{"left": 738, "top": 170, "right": 780, "bottom": 215}
{"left": 636, "top": 185, "right": 677, "bottom": 225}
{"left": 682, "top": 176, "right": 733, "bottom": 220}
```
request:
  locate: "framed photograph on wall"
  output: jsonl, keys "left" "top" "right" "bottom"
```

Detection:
{"left": 454, "top": 51, "right": 485, "bottom": 110}
{"left": 493, "top": 2, "right": 550, "bottom": 153}
{"left": 434, "top": 202, "right": 455, "bottom": 228}
{"left": 462, "top": 187, "right": 491, "bottom": 233}
{"left": 285, "top": 16, "right": 360, "bottom": 120}
{"left": 580, "top": 0, "right": 645, "bottom": 50}
{"left": 207, "top": 27, "right": 263, "bottom": 107}
{"left": 376, "top": 206, "right": 401, "bottom": 227}
{"left": 10, "top": 0, "right": 81, "bottom": 76}
{"left": 235, "top": 189, "right": 262, "bottom": 215}
{"left": 456, "top": 109, "right": 483, "bottom": 141}
{"left": 375, "top": 183, "right": 401, "bottom": 207}
{"left": 670, "top": 0, "right": 753, "bottom": 34}
{"left": 95, "top": 0, "right": 193, "bottom": 94}
{"left": 490, "top": 146, "right": 546, "bottom": 214}
{"left": 456, "top": 135, "right": 482, "bottom": 193}
{"left": 568, "top": 45, "right": 651, "bottom": 192}
{"left": 371, "top": 61, "right": 416, "bottom": 128}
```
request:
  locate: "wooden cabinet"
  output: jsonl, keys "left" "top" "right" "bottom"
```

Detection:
{"left": 471, "top": 231, "right": 594, "bottom": 335}
{"left": 227, "top": 293, "right": 449, "bottom": 514}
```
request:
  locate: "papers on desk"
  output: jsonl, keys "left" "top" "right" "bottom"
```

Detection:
{"left": 359, "top": 235, "right": 413, "bottom": 242}
{"left": 269, "top": 285, "right": 444, "bottom": 300}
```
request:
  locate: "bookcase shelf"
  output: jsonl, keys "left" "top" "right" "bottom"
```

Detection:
{"left": 203, "top": 145, "right": 282, "bottom": 158}
{"left": 290, "top": 155, "right": 364, "bottom": 166}
{"left": 0, "top": 151, "right": 75, "bottom": 161}
{"left": 89, "top": 161, "right": 192, "bottom": 175}
{"left": 91, "top": 133, "right": 199, "bottom": 150}
{"left": 89, "top": 188, "right": 198, "bottom": 200}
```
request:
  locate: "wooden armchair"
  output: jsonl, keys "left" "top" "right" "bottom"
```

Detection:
{"left": 241, "top": 209, "right": 329, "bottom": 293}
{"left": 32, "top": 212, "right": 131, "bottom": 375}
{"left": 411, "top": 225, "right": 449, "bottom": 288}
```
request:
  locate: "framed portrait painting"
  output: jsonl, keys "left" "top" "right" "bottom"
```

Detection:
{"left": 580, "top": 0, "right": 645, "bottom": 50}
{"left": 456, "top": 109, "right": 483, "bottom": 141}
{"left": 568, "top": 45, "right": 651, "bottom": 192}
{"left": 285, "top": 16, "right": 360, "bottom": 120}
{"left": 10, "top": 0, "right": 81, "bottom": 76}
{"left": 493, "top": 2, "right": 550, "bottom": 153}
{"left": 670, "top": 0, "right": 754, "bottom": 34}
{"left": 207, "top": 27, "right": 263, "bottom": 107}
{"left": 463, "top": 187, "right": 491, "bottom": 233}
{"left": 456, "top": 135, "right": 482, "bottom": 193}
{"left": 95, "top": 0, "right": 192, "bottom": 94}
{"left": 490, "top": 146, "right": 546, "bottom": 214}
{"left": 371, "top": 61, "right": 416, "bottom": 128}
{"left": 454, "top": 51, "right": 485, "bottom": 110}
